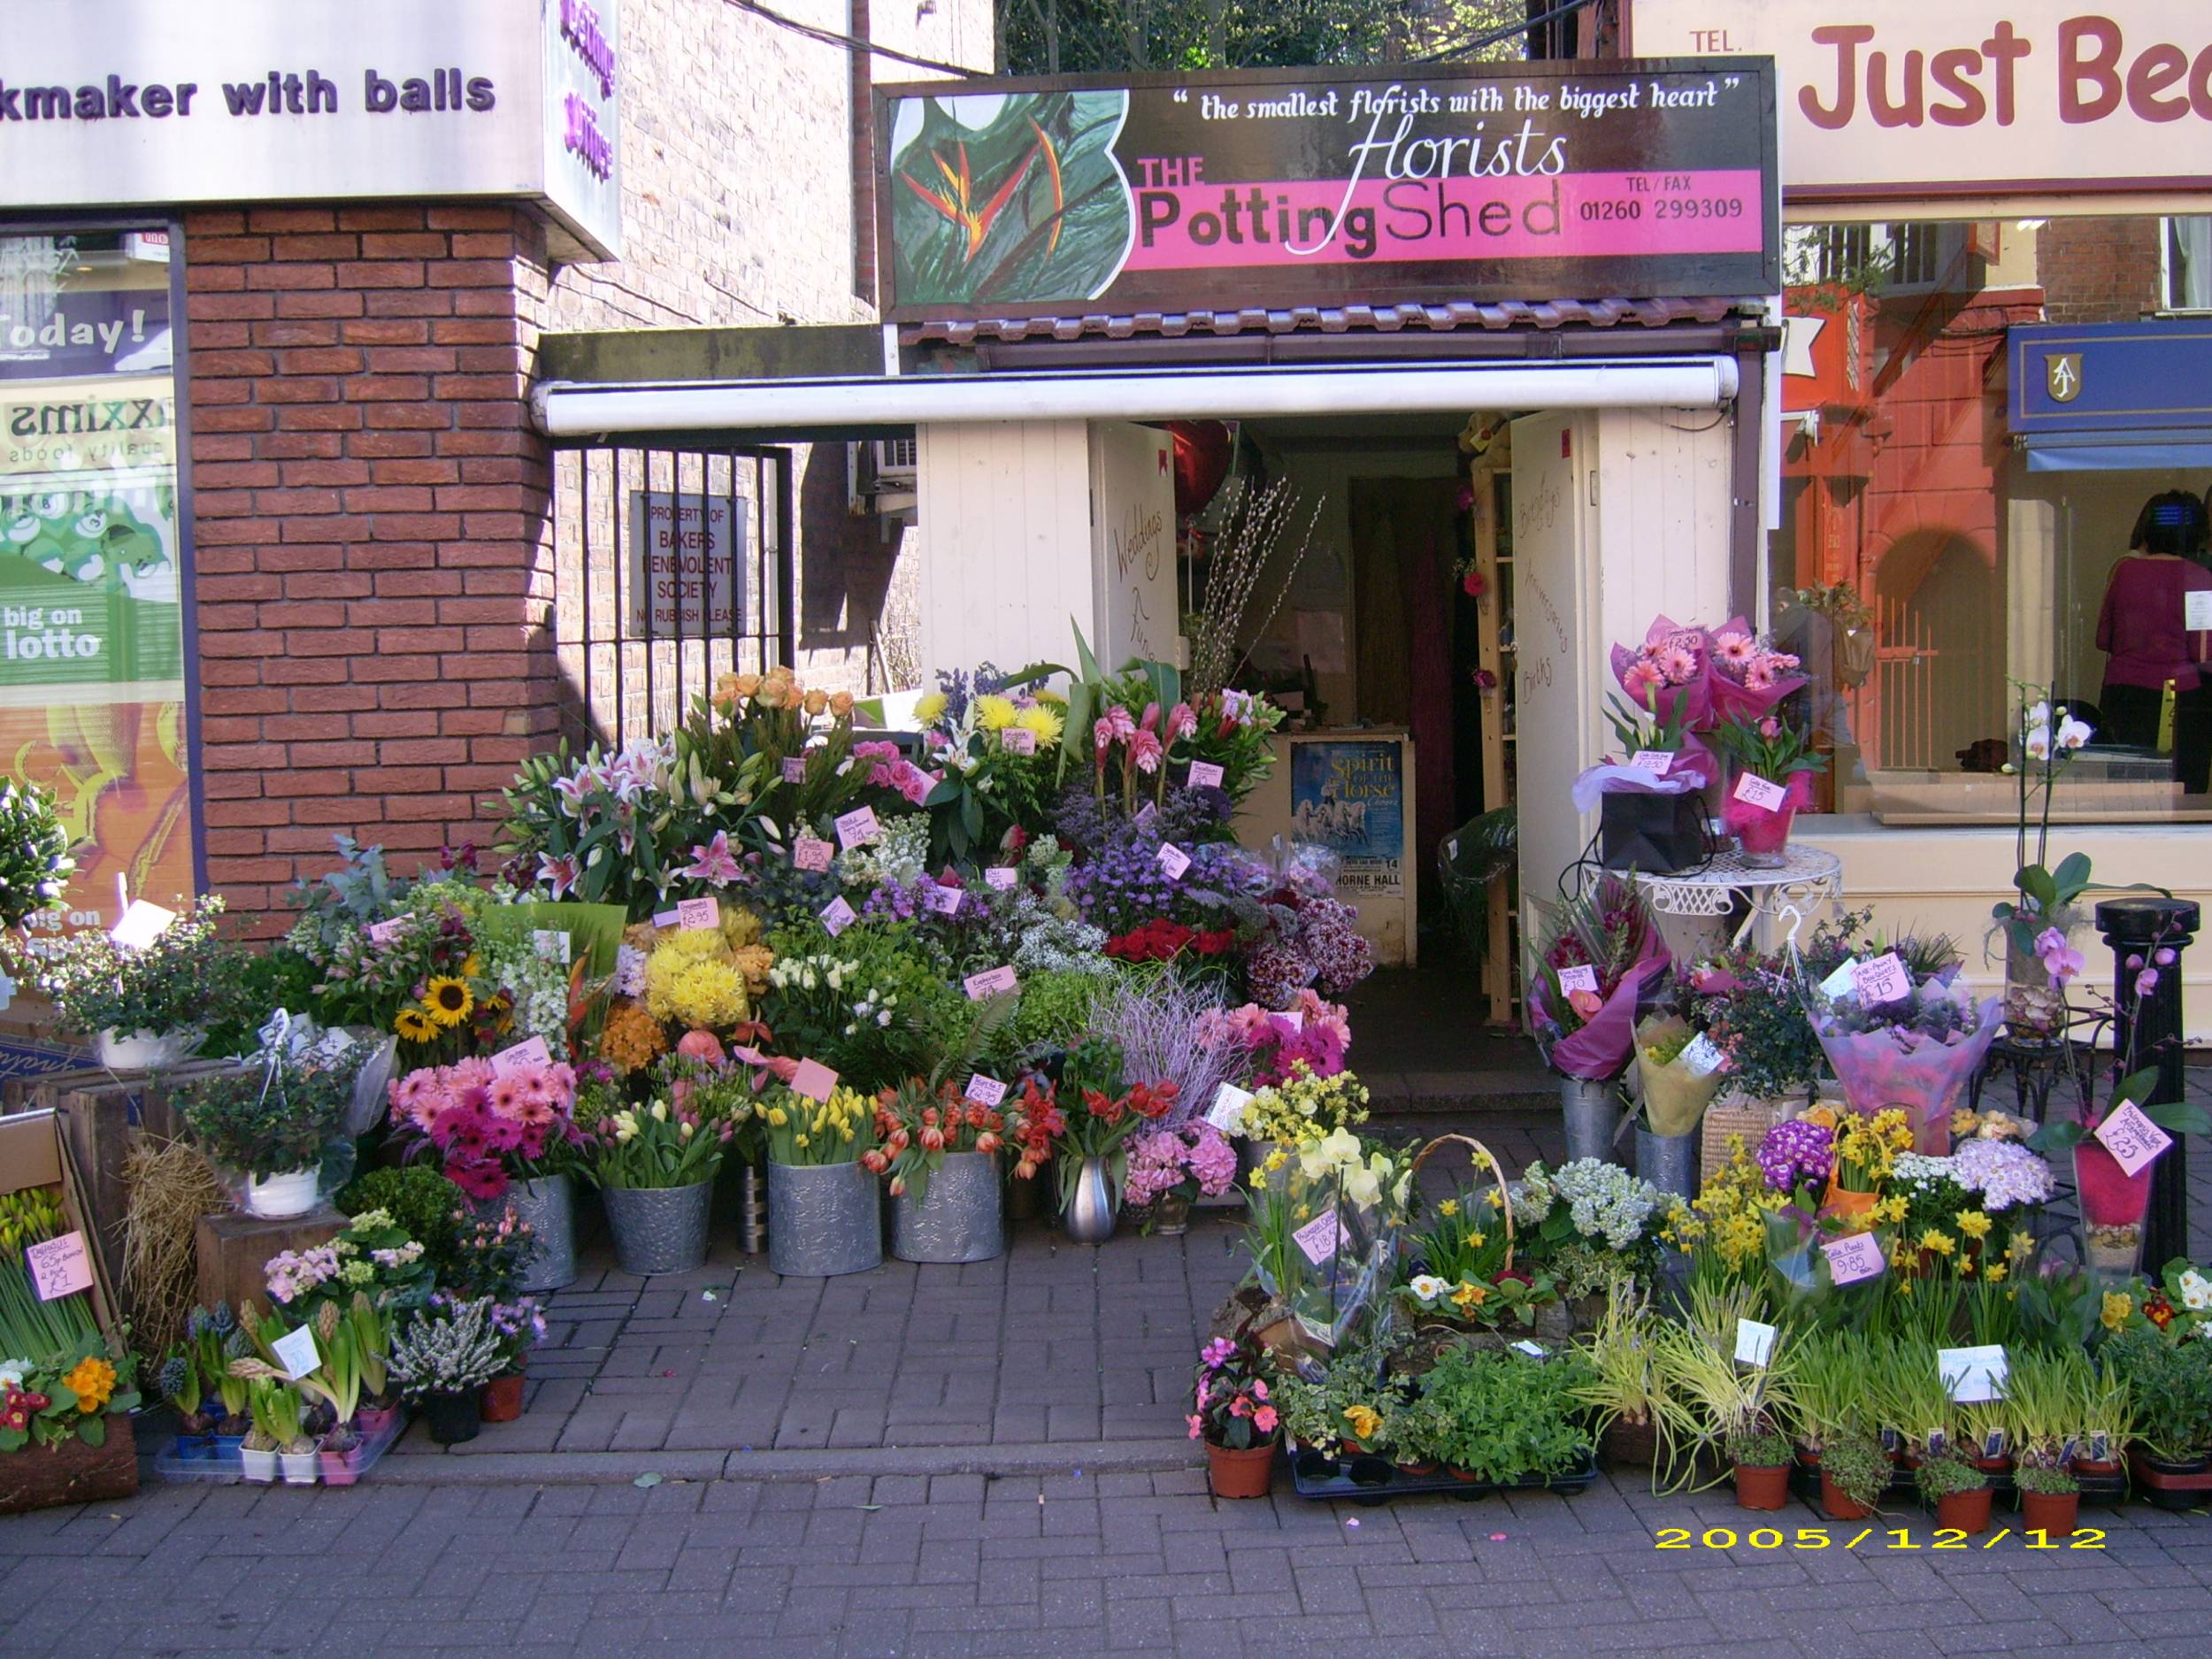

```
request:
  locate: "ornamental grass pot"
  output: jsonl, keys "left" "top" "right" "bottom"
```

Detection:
{"left": 480, "top": 1371, "right": 525, "bottom": 1424}
{"left": 766, "top": 1159, "right": 882, "bottom": 1278}
{"left": 603, "top": 1179, "right": 713, "bottom": 1276}
{"left": 2020, "top": 1489, "right": 2080, "bottom": 1536}
{"left": 1819, "top": 1470, "right": 1871, "bottom": 1521}
{"left": 421, "top": 1390, "right": 481, "bottom": 1446}
{"left": 1934, "top": 1485, "right": 1993, "bottom": 1534}
{"left": 477, "top": 1174, "right": 577, "bottom": 1294}
{"left": 1205, "top": 1440, "right": 1277, "bottom": 1500}
{"left": 891, "top": 1151, "right": 1002, "bottom": 1264}
{"left": 1602, "top": 1416, "right": 1660, "bottom": 1470}
{"left": 1734, "top": 1462, "right": 1792, "bottom": 1511}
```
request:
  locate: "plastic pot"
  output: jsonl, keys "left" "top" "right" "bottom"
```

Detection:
{"left": 94, "top": 1026, "right": 202, "bottom": 1071}
{"left": 244, "top": 1166, "right": 321, "bottom": 1219}
{"left": 240, "top": 1446, "right": 279, "bottom": 1484}
{"left": 317, "top": 1434, "right": 365, "bottom": 1486}
{"left": 1734, "top": 1463, "right": 1791, "bottom": 1511}
{"left": 421, "top": 1389, "right": 482, "bottom": 1446}
{"left": 173, "top": 1432, "right": 216, "bottom": 1462}
{"left": 277, "top": 1448, "right": 319, "bottom": 1486}
{"left": 480, "top": 1371, "right": 525, "bottom": 1424}
{"left": 1205, "top": 1440, "right": 1276, "bottom": 1500}
{"left": 2020, "top": 1488, "right": 2079, "bottom": 1537}
{"left": 1934, "top": 1485, "right": 1993, "bottom": 1534}
{"left": 1819, "top": 1470, "right": 1870, "bottom": 1521}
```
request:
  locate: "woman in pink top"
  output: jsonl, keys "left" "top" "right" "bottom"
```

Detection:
{"left": 2094, "top": 491, "right": 2211, "bottom": 785}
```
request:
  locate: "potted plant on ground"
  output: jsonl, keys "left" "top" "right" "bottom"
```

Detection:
{"left": 189, "top": 1305, "right": 251, "bottom": 1459}
{"left": 155, "top": 1345, "right": 211, "bottom": 1461}
{"left": 577, "top": 1091, "right": 741, "bottom": 1276}
{"left": 234, "top": 1374, "right": 314, "bottom": 1485}
{"left": 13, "top": 894, "right": 242, "bottom": 1069}
{"left": 1571, "top": 1280, "right": 1674, "bottom": 1471}
{"left": 387, "top": 1296, "right": 505, "bottom": 1445}
{"left": 2105, "top": 1327, "right": 2212, "bottom": 1503}
{"left": 301, "top": 1303, "right": 371, "bottom": 1486}
{"left": 475, "top": 1296, "right": 546, "bottom": 1424}
{"left": 177, "top": 1043, "right": 361, "bottom": 1218}
{"left": 1273, "top": 1346, "right": 1398, "bottom": 1469}
{"left": 764, "top": 1082, "right": 881, "bottom": 1277}
{"left": 2015, "top": 1462, "right": 2082, "bottom": 1537}
{"left": 1189, "top": 1332, "right": 1280, "bottom": 1500}
{"left": 1124, "top": 1122, "right": 1237, "bottom": 1236}
{"left": 1916, "top": 1450, "right": 1993, "bottom": 1534}
{"left": 1401, "top": 1347, "right": 1597, "bottom": 1487}
{"left": 1818, "top": 1432, "right": 1891, "bottom": 1520}
{"left": 1647, "top": 1284, "right": 1794, "bottom": 1508}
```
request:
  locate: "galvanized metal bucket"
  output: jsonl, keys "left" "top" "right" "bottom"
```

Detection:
{"left": 767, "top": 1160, "right": 881, "bottom": 1277}
{"left": 479, "top": 1174, "right": 577, "bottom": 1294}
{"left": 602, "top": 1179, "right": 712, "bottom": 1276}
{"left": 891, "top": 1150, "right": 1002, "bottom": 1264}
{"left": 1635, "top": 1127, "right": 1698, "bottom": 1201}
{"left": 1561, "top": 1078, "right": 1626, "bottom": 1166}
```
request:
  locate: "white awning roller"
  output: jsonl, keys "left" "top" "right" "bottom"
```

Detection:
{"left": 534, "top": 356, "right": 1740, "bottom": 436}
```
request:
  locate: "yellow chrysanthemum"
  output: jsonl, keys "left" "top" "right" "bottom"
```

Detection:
{"left": 1919, "top": 1230, "right": 1955, "bottom": 1257}
{"left": 424, "top": 977, "right": 473, "bottom": 1027}
{"left": 913, "top": 690, "right": 949, "bottom": 724}
{"left": 974, "top": 694, "right": 1017, "bottom": 731}
{"left": 1013, "top": 704, "right": 1064, "bottom": 745}
{"left": 1955, "top": 1210, "right": 1993, "bottom": 1241}
{"left": 394, "top": 1008, "right": 436, "bottom": 1043}
{"left": 63, "top": 1355, "right": 115, "bottom": 1415}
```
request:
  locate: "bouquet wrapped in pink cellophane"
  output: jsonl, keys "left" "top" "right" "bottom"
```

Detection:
{"left": 1610, "top": 614, "right": 1808, "bottom": 735}
{"left": 1803, "top": 967, "right": 2003, "bottom": 1154}
{"left": 1526, "top": 874, "right": 1672, "bottom": 1082}
{"left": 1571, "top": 729, "right": 1720, "bottom": 813}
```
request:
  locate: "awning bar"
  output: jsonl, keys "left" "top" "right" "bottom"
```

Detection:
{"left": 534, "top": 356, "right": 1740, "bottom": 437}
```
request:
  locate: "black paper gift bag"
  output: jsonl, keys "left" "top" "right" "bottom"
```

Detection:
{"left": 1598, "top": 791, "right": 1706, "bottom": 875}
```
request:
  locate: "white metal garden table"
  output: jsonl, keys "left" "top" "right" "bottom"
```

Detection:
{"left": 1630, "top": 845, "right": 1845, "bottom": 949}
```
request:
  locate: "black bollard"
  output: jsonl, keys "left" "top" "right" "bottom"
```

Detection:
{"left": 2095, "top": 896, "right": 2200, "bottom": 1272}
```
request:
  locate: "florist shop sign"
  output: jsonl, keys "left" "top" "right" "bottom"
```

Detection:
{"left": 0, "top": 0, "right": 621, "bottom": 257}
{"left": 876, "top": 58, "right": 1779, "bottom": 322}
{"left": 1626, "top": 0, "right": 2212, "bottom": 204}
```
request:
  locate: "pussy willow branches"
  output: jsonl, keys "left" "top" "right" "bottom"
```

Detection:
{"left": 1187, "top": 476, "right": 1323, "bottom": 700}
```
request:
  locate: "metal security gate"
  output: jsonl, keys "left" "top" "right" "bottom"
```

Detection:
{"left": 553, "top": 442, "right": 794, "bottom": 749}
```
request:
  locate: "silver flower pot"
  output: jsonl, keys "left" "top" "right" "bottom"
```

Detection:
{"left": 1062, "top": 1156, "right": 1119, "bottom": 1245}
{"left": 767, "top": 1160, "right": 881, "bottom": 1277}
{"left": 891, "top": 1150, "right": 1002, "bottom": 1264}
{"left": 477, "top": 1174, "right": 577, "bottom": 1294}
{"left": 1562, "top": 1078, "right": 1626, "bottom": 1166}
{"left": 1636, "top": 1128, "right": 1697, "bottom": 1201}
{"left": 602, "top": 1179, "right": 712, "bottom": 1276}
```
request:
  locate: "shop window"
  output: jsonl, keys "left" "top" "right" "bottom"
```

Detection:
{"left": 1773, "top": 212, "right": 2211, "bottom": 826}
{"left": 0, "top": 228, "right": 196, "bottom": 942}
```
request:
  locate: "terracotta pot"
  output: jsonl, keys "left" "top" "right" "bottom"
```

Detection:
{"left": 1935, "top": 1485, "right": 1993, "bottom": 1534}
{"left": 1820, "top": 1470, "right": 1870, "bottom": 1521}
{"left": 2072, "top": 1458, "right": 2121, "bottom": 1479}
{"left": 1970, "top": 1454, "right": 2012, "bottom": 1477}
{"left": 2020, "top": 1488, "right": 2079, "bottom": 1537}
{"left": 1449, "top": 1467, "right": 1485, "bottom": 1483}
{"left": 1396, "top": 1461, "right": 1440, "bottom": 1477}
{"left": 1734, "top": 1463, "right": 1791, "bottom": 1511}
{"left": 480, "top": 1371, "right": 525, "bottom": 1424}
{"left": 1205, "top": 1440, "right": 1277, "bottom": 1500}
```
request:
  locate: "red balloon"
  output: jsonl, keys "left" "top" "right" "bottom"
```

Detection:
{"left": 1169, "top": 421, "right": 1233, "bottom": 518}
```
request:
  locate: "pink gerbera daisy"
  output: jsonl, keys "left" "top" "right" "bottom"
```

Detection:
{"left": 488, "top": 1075, "right": 528, "bottom": 1121}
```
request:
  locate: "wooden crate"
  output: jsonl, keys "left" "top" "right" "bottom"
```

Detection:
{"left": 196, "top": 1205, "right": 347, "bottom": 1319}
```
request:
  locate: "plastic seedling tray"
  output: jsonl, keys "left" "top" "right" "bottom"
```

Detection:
{"left": 157, "top": 1409, "right": 409, "bottom": 1486}
{"left": 1286, "top": 1440, "right": 1599, "bottom": 1505}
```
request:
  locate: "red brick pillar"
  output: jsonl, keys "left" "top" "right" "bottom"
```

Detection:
{"left": 183, "top": 203, "right": 559, "bottom": 933}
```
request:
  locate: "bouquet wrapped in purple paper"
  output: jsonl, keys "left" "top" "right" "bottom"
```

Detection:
{"left": 1527, "top": 875, "right": 1671, "bottom": 1083}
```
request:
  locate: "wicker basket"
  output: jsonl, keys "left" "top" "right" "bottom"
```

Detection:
{"left": 1399, "top": 1134, "right": 1518, "bottom": 1336}
{"left": 1699, "top": 1094, "right": 1801, "bottom": 1184}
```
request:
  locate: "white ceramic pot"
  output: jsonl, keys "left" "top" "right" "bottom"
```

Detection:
{"left": 277, "top": 1448, "right": 319, "bottom": 1486}
{"left": 245, "top": 1167, "right": 321, "bottom": 1219}
{"left": 240, "top": 1445, "right": 280, "bottom": 1484}
{"left": 95, "top": 1026, "right": 203, "bottom": 1071}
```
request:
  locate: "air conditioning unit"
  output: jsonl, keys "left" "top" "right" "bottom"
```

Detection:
{"left": 872, "top": 436, "right": 918, "bottom": 483}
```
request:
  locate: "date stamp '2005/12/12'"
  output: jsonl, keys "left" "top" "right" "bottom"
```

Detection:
{"left": 1655, "top": 1526, "right": 2103, "bottom": 1551}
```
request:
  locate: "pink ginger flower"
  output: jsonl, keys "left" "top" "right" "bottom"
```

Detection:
{"left": 1166, "top": 702, "right": 1197, "bottom": 742}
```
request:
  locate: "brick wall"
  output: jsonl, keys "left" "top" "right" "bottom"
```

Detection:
{"left": 2037, "top": 217, "right": 2164, "bottom": 324}
{"left": 184, "top": 203, "right": 558, "bottom": 930}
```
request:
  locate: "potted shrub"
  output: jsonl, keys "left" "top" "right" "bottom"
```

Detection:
{"left": 577, "top": 1093, "right": 741, "bottom": 1276}
{"left": 476, "top": 1297, "right": 546, "bottom": 1425}
{"left": 1402, "top": 1348, "right": 1596, "bottom": 1487}
{"left": 1819, "top": 1433, "right": 1890, "bottom": 1520}
{"left": 2015, "top": 1462, "right": 2081, "bottom": 1537}
{"left": 2105, "top": 1328, "right": 2212, "bottom": 1503}
{"left": 1274, "top": 1348, "right": 1397, "bottom": 1471}
{"left": 1647, "top": 1285, "right": 1793, "bottom": 1503}
{"left": 1916, "top": 1451, "right": 1992, "bottom": 1534}
{"left": 387, "top": 1296, "right": 505, "bottom": 1444}
{"left": 17, "top": 894, "right": 243, "bottom": 1068}
{"left": 1573, "top": 1286, "right": 1673, "bottom": 1471}
{"left": 177, "top": 1045, "right": 360, "bottom": 1218}
{"left": 1190, "top": 1332, "right": 1280, "bottom": 1500}
{"left": 764, "top": 1082, "right": 881, "bottom": 1277}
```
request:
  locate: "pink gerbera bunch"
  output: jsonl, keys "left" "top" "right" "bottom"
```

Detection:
{"left": 388, "top": 1056, "right": 580, "bottom": 1201}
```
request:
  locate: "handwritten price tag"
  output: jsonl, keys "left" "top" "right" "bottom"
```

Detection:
{"left": 1187, "top": 760, "right": 1225, "bottom": 790}
{"left": 820, "top": 896, "right": 856, "bottom": 937}
{"left": 1292, "top": 1210, "right": 1348, "bottom": 1265}
{"left": 1628, "top": 749, "right": 1675, "bottom": 776}
{"left": 1732, "top": 772, "right": 1788, "bottom": 813}
{"left": 1556, "top": 964, "right": 1599, "bottom": 997}
{"left": 793, "top": 836, "right": 835, "bottom": 872}
{"left": 1206, "top": 1083, "right": 1253, "bottom": 1133}
{"left": 25, "top": 1231, "right": 93, "bottom": 1302}
{"left": 108, "top": 900, "right": 176, "bottom": 950}
{"left": 964, "top": 965, "right": 1018, "bottom": 1000}
{"left": 964, "top": 1074, "right": 1007, "bottom": 1109}
{"left": 1850, "top": 950, "right": 1911, "bottom": 1006}
{"left": 367, "top": 918, "right": 408, "bottom": 946}
{"left": 1939, "top": 1344, "right": 2009, "bottom": 1404}
{"left": 1000, "top": 727, "right": 1036, "bottom": 757}
{"left": 789, "top": 1059, "right": 839, "bottom": 1102}
{"left": 1734, "top": 1318, "right": 1778, "bottom": 1368}
{"left": 782, "top": 757, "right": 807, "bottom": 784}
{"left": 677, "top": 896, "right": 721, "bottom": 931}
{"left": 983, "top": 866, "right": 1018, "bottom": 890}
{"left": 272, "top": 1324, "right": 322, "bottom": 1383}
{"left": 1679, "top": 1033, "right": 1726, "bottom": 1077}
{"left": 2094, "top": 1099, "right": 2174, "bottom": 1179}
{"left": 1156, "top": 843, "right": 1192, "bottom": 879}
{"left": 1818, "top": 960, "right": 1858, "bottom": 999}
{"left": 1821, "top": 1231, "right": 1886, "bottom": 1286}
{"left": 833, "top": 806, "right": 880, "bottom": 849}
{"left": 531, "top": 929, "right": 571, "bottom": 964}
{"left": 491, "top": 1035, "right": 551, "bottom": 1079}
{"left": 922, "top": 882, "right": 964, "bottom": 916}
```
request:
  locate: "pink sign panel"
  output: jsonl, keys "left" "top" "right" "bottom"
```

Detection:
{"left": 790, "top": 1059, "right": 839, "bottom": 1102}
{"left": 1822, "top": 1231, "right": 1886, "bottom": 1286}
{"left": 26, "top": 1230, "right": 95, "bottom": 1302}
{"left": 964, "top": 965, "right": 1018, "bottom": 1000}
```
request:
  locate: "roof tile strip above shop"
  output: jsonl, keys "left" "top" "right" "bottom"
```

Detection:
{"left": 904, "top": 296, "right": 1762, "bottom": 346}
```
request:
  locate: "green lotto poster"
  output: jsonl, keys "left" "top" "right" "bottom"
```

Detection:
{"left": 0, "top": 242, "right": 194, "bottom": 949}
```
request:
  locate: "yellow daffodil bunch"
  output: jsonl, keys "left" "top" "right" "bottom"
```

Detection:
{"left": 1832, "top": 1107, "right": 1915, "bottom": 1193}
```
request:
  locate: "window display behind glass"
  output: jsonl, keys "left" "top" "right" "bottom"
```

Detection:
{"left": 0, "top": 230, "right": 194, "bottom": 949}
{"left": 1770, "top": 215, "right": 2212, "bottom": 826}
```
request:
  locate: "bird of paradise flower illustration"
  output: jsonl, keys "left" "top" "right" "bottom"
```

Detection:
{"left": 899, "top": 119, "right": 1066, "bottom": 262}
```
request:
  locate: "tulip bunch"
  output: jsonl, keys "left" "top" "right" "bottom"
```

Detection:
{"left": 579, "top": 1096, "right": 737, "bottom": 1190}
{"left": 764, "top": 1084, "right": 876, "bottom": 1167}
{"left": 869, "top": 1079, "right": 1014, "bottom": 1202}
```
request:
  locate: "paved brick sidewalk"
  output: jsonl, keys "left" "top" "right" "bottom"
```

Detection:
{"left": 3, "top": 1463, "right": 2206, "bottom": 1658}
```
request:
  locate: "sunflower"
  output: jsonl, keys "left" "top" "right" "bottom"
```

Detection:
{"left": 424, "top": 976, "right": 474, "bottom": 1027}
{"left": 395, "top": 1008, "right": 436, "bottom": 1042}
